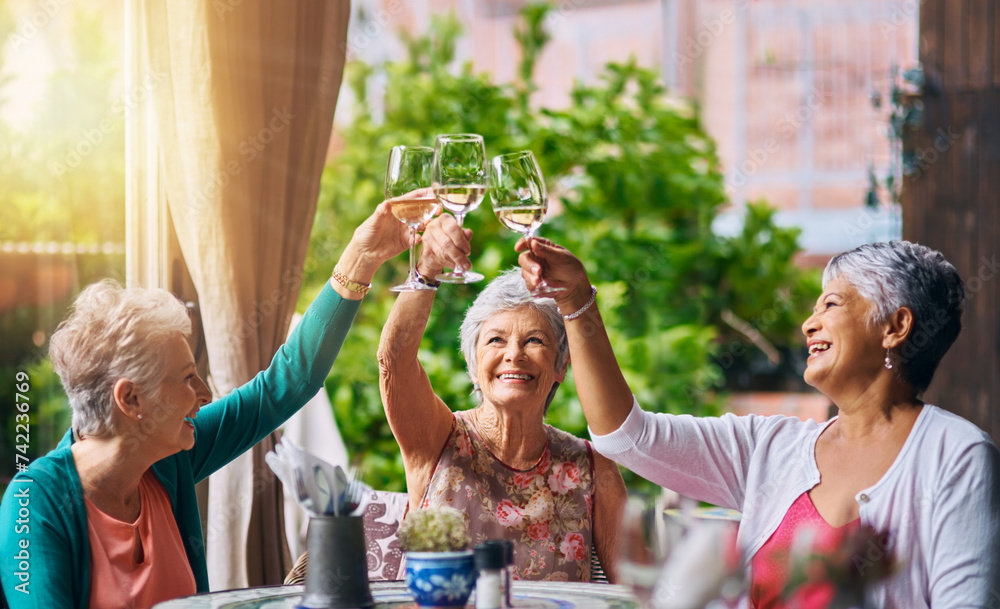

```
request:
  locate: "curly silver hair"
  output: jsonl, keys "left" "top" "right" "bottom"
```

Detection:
{"left": 459, "top": 269, "right": 569, "bottom": 407}
{"left": 48, "top": 280, "right": 192, "bottom": 438}
{"left": 823, "top": 240, "right": 964, "bottom": 393}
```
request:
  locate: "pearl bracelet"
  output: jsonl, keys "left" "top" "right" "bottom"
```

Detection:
{"left": 563, "top": 285, "right": 597, "bottom": 321}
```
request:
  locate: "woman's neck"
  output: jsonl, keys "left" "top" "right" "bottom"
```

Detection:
{"left": 72, "top": 436, "right": 154, "bottom": 522}
{"left": 829, "top": 379, "right": 923, "bottom": 443}
{"left": 467, "top": 402, "right": 548, "bottom": 469}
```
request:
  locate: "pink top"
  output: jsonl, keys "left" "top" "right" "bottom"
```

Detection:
{"left": 421, "top": 412, "right": 596, "bottom": 581}
{"left": 84, "top": 470, "right": 196, "bottom": 609}
{"left": 750, "top": 491, "right": 859, "bottom": 609}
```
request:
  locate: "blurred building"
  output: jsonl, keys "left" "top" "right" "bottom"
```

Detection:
{"left": 345, "top": 0, "right": 918, "bottom": 261}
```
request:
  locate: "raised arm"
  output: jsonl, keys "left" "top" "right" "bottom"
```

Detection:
{"left": 188, "top": 195, "right": 421, "bottom": 479}
{"left": 516, "top": 238, "right": 633, "bottom": 435}
{"left": 377, "top": 214, "right": 473, "bottom": 509}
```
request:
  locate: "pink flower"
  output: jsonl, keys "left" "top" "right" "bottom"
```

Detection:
{"left": 527, "top": 521, "right": 550, "bottom": 541}
{"left": 513, "top": 472, "right": 537, "bottom": 488}
{"left": 455, "top": 432, "right": 473, "bottom": 458}
{"left": 547, "top": 462, "right": 581, "bottom": 495}
{"left": 560, "top": 533, "right": 586, "bottom": 563}
{"left": 496, "top": 499, "right": 524, "bottom": 528}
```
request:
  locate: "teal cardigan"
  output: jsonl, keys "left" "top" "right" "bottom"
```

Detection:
{"left": 0, "top": 283, "right": 360, "bottom": 609}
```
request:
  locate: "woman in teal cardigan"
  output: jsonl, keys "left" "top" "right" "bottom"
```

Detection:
{"left": 0, "top": 193, "right": 467, "bottom": 609}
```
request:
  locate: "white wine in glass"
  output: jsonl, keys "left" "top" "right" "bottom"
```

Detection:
{"left": 489, "top": 150, "right": 564, "bottom": 299}
{"left": 433, "top": 184, "right": 487, "bottom": 215}
{"left": 389, "top": 196, "right": 440, "bottom": 226}
{"left": 432, "top": 134, "right": 487, "bottom": 284}
{"left": 385, "top": 145, "right": 440, "bottom": 292}
{"left": 495, "top": 204, "right": 545, "bottom": 235}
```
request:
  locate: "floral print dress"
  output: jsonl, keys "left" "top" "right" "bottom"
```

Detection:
{"left": 419, "top": 412, "right": 596, "bottom": 582}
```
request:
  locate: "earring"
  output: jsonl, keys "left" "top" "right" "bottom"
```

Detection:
{"left": 137, "top": 414, "right": 143, "bottom": 420}
{"left": 884, "top": 348, "right": 893, "bottom": 370}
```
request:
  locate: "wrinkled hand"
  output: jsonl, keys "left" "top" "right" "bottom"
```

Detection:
{"left": 417, "top": 214, "right": 473, "bottom": 277}
{"left": 335, "top": 188, "right": 438, "bottom": 287}
{"left": 516, "top": 237, "right": 592, "bottom": 311}
{"left": 348, "top": 188, "right": 435, "bottom": 268}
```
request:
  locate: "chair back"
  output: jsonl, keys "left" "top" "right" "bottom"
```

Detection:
{"left": 361, "top": 490, "right": 409, "bottom": 580}
{"left": 284, "top": 490, "right": 409, "bottom": 584}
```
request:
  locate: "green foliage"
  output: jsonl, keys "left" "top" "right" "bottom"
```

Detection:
{"left": 0, "top": 4, "right": 125, "bottom": 489}
{"left": 302, "top": 5, "right": 817, "bottom": 492}
{"left": 0, "top": 358, "right": 72, "bottom": 495}
{"left": 0, "top": 6, "right": 125, "bottom": 244}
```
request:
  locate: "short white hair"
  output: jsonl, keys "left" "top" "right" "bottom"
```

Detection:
{"left": 48, "top": 280, "right": 192, "bottom": 438}
{"left": 822, "top": 241, "right": 964, "bottom": 392}
{"left": 459, "top": 269, "right": 569, "bottom": 407}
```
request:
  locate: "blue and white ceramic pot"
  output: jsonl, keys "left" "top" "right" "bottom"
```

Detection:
{"left": 404, "top": 550, "right": 476, "bottom": 608}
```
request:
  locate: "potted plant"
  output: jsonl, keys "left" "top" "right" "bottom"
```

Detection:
{"left": 398, "top": 506, "right": 475, "bottom": 608}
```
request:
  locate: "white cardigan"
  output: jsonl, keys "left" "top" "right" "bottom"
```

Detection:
{"left": 591, "top": 398, "right": 1000, "bottom": 608}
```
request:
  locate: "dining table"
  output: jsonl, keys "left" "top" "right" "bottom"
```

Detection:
{"left": 153, "top": 580, "right": 640, "bottom": 608}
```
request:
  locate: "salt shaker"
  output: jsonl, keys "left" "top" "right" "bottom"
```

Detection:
{"left": 475, "top": 543, "right": 505, "bottom": 609}
{"left": 485, "top": 539, "right": 514, "bottom": 607}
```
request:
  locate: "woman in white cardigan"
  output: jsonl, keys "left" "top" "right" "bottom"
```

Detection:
{"left": 513, "top": 236, "right": 999, "bottom": 608}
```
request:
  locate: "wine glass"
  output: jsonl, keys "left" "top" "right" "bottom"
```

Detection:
{"left": 384, "top": 145, "right": 440, "bottom": 292}
{"left": 489, "top": 150, "right": 564, "bottom": 299}
{"left": 618, "top": 495, "right": 674, "bottom": 608}
{"left": 432, "top": 133, "right": 487, "bottom": 283}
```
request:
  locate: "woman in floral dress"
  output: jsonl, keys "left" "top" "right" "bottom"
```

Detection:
{"left": 377, "top": 217, "right": 626, "bottom": 582}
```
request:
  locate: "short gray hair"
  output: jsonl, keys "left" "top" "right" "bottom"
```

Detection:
{"left": 822, "top": 240, "right": 964, "bottom": 393}
{"left": 459, "top": 269, "right": 569, "bottom": 405}
{"left": 48, "top": 280, "right": 192, "bottom": 438}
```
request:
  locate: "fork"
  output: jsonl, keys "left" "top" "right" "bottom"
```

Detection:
{"left": 293, "top": 468, "right": 317, "bottom": 515}
{"left": 341, "top": 467, "right": 365, "bottom": 516}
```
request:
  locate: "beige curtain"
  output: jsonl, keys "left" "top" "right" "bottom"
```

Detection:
{"left": 141, "top": 1, "right": 350, "bottom": 588}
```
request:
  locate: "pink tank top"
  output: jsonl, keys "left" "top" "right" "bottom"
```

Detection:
{"left": 750, "top": 491, "right": 860, "bottom": 609}
{"left": 421, "top": 412, "right": 596, "bottom": 582}
{"left": 84, "top": 469, "right": 196, "bottom": 608}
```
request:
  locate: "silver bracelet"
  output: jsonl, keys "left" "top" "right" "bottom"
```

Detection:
{"left": 563, "top": 285, "right": 597, "bottom": 321}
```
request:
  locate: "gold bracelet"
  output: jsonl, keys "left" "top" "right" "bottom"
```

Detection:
{"left": 331, "top": 266, "right": 371, "bottom": 295}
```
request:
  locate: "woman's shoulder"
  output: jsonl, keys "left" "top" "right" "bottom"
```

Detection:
{"left": 915, "top": 404, "right": 997, "bottom": 454}
{"left": 18, "top": 444, "right": 76, "bottom": 481}
{"left": 543, "top": 423, "right": 590, "bottom": 457}
{"left": 3, "top": 446, "right": 84, "bottom": 516}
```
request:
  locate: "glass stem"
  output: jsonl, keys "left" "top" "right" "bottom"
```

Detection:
{"left": 408, "top": 224, "right": 419, "bottom": 279}
{"left": 525, "top": 231, "right": 548, "bottom": 290}
{"left": 453, "top": 213, "right": 467, "bottom": 276}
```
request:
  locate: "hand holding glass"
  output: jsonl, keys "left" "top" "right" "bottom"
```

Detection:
{"left": 384, "top": 145, "right": 440, "bottom": 292}
{"left": 490, "top": 150, "right": 564, "bottom": 298}
{"left": 432, "top": 134, "right": 486, "bottom": 283}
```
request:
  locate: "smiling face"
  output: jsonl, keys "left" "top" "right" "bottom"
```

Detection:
{"left": 801, "top": 276, "right": 889, "bottom": 397}
{"left": 474, "top": 306, "right": 567, "bottom": 412}
{"left": 138, "top": 333, "right": 211, "bottom": 455}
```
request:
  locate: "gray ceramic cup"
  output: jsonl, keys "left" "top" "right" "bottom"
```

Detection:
{"left": 298, "top": 516, "right": 374, "bottom": 609}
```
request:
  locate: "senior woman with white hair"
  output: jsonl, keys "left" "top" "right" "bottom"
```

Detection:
{"left": 0, "top": 195, "right": 460, "bottom": 609}
{"left": 516, "top": 236, "right": 1000, "bottom": 607}
{"left": 377, "top": 217, "right": 627, "bottom": 583}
